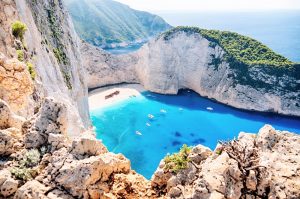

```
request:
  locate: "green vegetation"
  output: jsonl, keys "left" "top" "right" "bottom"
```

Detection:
{"left": 63, "top": 72, "right": 72, "bottom": 90}
{"left": 16, "top": 50, "right": 24, "bottom": 62}
{"left": 215, "top": 150, "right": 222, "bottom": 155}
{"left": 64, "top": 0, "right": 171, "bottom": 47}
{"left": 11, "top": 21, "right": 27, "bottom": 41}
{"left": 10, "top": 167, "right": 37, "bottom": 181}
{"left": 26, "top": 62, "right": 36, "bottom": 80}
{"left": 10, "top": 149, "right": 40, "bottom": 181}
{"left": 164, "top": 144, "right": 192, "bottom": 173}
{"left": 163, "top": 26, "right": 294, "bottom": 67}
{"left": 53, "top": 48, "right": 68, "bottom": 65}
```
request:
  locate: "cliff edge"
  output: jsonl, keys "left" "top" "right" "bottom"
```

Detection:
{"left": 83, "top": 27, "right": 300, "bottom": 117}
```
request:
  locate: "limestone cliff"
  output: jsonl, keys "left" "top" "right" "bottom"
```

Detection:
{"left": 0, "top": 0, "right": 90, "bottom": 135}
{"left": 83, "top": 28, "right": 300, "bottom": 117}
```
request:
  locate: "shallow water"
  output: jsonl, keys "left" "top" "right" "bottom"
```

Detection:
{"left": 90, "top": 90, "right": 300, "bottom": 179}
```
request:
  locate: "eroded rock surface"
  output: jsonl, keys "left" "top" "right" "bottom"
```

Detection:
{"left": 0, "top": 53, "right": 33, "bottom": 116}
{"left": 152, "top": 125, "right": 300, "bottom": 199}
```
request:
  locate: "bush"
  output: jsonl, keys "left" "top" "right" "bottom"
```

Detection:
{"left": 164, "top": 144, "right": 192, "bottom": 173}
{"left": 20, "top": 149, "right": 40, "bottom": 167}
{"left": 12, "top": 21, "right": 27, "bottom": 41}
{"left": 10, "top": 149, "right": 40, "bottom": 181}
{"left": 16, "top": 50, "right": 24, "bottom": 62}
{"left": 10, "top": 167, "right": 36, "bottom": 181}
{"left": 26, "top": 62, "right": 36, "bottom": 80}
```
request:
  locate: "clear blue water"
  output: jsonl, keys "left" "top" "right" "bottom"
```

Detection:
{"left": 103, "top": 42, "right": 146, "bottom": 55}
{"left": 106, "top": 11, "right": 300, "bottom": 62}
{"left": 90, "top": 90, "right": 300, "bottom": 179}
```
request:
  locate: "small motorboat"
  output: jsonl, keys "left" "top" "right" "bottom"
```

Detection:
{"left": 135, "top": 131, "right": 142, "bottom": 136}
{"left": 160, "top": 109, "right": 167, "bottom": 113}
{"left": 148, "top": 114, "right": 154, "bottom": 119}
{"left": 146, "top": 123, "right": 151, "bottom": 127}
{"left": 206, "top": 107, "right": 213, "bottom": 111}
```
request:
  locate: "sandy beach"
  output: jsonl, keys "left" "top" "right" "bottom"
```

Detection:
{"left": 88, "top": 84, "right": 146, "bottom": 110}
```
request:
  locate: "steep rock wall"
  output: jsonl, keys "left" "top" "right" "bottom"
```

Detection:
{"left": 0, "top": 0, "right": 90, "bottom": 135}
{"left": 83, "top": 31, "right": 300, "bottom": 117}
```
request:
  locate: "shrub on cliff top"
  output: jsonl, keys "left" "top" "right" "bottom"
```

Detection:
{"left": 12, "top": 20, "right": 27, "bottom": 41}
{"left": 163, "top": 26, "right": 294, "bottom": 67}
{"left": 164, "top": 144, "right": 192, "bottom": 173}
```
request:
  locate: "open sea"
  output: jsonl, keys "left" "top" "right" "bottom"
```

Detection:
{"left": 107, "top": 10, "right": 300, "bottom": 62}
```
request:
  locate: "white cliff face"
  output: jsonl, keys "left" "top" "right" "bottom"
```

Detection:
{"left": 81, "top": 42, "right": 139, "bottom": 89}
{"left": 0, "top": 0, "right": 90, "bottom": 135}
{"left": 83, "top": 31, "right": 300, "bottom": 117}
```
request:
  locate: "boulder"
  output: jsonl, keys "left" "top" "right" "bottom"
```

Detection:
{"left": 0, "top": 127, "right": 22, "bottom": 155}
{"left": 54, "top": 153, "right": 130, "bottom": 198}
{"left": 24, "top": 98, "right": 68, "bottom": 148}
{"left": 0, "top": 177, "right": 18, "bottom": 197}
{"left": 14, "top": 180, "right": 49, "bottom": 199}
{"left": 0, "top": 53, "right": 33, "bottom": 116}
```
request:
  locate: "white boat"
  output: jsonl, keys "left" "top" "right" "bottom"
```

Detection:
{"left": 146, "top": 123, "right": 151, "bottom": 127}
{"left": 135, "top": 131, "right": 142, "bottom": 136}
{"left": 206, "top": 107, "right": 213, "bottom": 111}
{"left": 160, "top": 109, "right": 167, "bottom": 113}
{"left": 148, "top": 114, "right": 154, "bottom": 119}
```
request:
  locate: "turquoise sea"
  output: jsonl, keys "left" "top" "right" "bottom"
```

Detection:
{"left": 91, "top": 90, "right": 300, "bottom": 179}
{"left": 107, "top": 11, "right": 300, "bottom": 62}
{"left": 94, "top": 11, "right": 300, "bottom": 179}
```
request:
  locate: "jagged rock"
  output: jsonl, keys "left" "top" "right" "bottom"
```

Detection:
{"left": 0, "top": 99, "right": 26, "bottom": 129}
{"left": 51, "top": 152, "right": 130, "bottom": 198}
{"left": 71, "top": 134, "right": 108, "bottom": 158}
{"left": 48, "top": 133, "right": 70, "bottom": 152}
{"left": 0, "top": 177, "right": 18, "bottom": 197}
{"left": 0, "top": 127, "right": 22, "bottom": 155}
{"left": 0, "top": 169, "right": 11, "bottom": 186}
{"left": 188, "top": 145, "right": 212, "bottom": 165}
{"left": 47, "top": 189, "right": 74, "bottom": 199}
{"left": 152, "top": 125, "right": 300, "bottom": 199}
{"left": 246, "top": 170, "right": 257, "bottom": 191}
{"left": 109, "top": 172, "right": 153, "bottom": 198}
{"left": 0, "top": 53, "right": 33, "bottom": 116}
{"left": 23, "top": 98, "right": 68, "bottom": 148}
{"left": 14, "top": 180, "right": 49, "bottom": 199}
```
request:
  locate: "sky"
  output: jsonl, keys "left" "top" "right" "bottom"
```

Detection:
{"left": 114, "top": 0, "right": 300, "bottom": 12}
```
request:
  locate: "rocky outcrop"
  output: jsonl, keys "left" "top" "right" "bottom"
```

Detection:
{"left": 152, "top": 125, "right": 300, "bottom": 199}
{"left": 0, "top": 0, "right": 90, "bottom": 130}
{"left": 83, "top": 30, "right": 300, "bottom": 117}
{"left": 81, "top": 42, "right": 139, "bottom": 89}
{"left": 1, "top": 99, "right": 300, "bottom": 199}
{"left": 0, "top": 53, "right": 34, "bottom": 116}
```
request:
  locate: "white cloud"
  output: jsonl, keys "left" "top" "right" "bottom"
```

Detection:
{"left": 114, "top": 0, "right": 300, "bottom": 12}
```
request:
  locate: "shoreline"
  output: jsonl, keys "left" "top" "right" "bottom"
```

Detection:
{"left": 88, "top": 84, "right": 146, "bottom": 110}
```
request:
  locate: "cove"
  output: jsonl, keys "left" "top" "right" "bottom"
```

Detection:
{"left": 90, "top": 90, "right": 300, "bottom": 179}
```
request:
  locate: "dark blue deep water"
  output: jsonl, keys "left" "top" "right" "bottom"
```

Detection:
{"left": 90, "top": 90, "right": 300, "bottom": 179}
